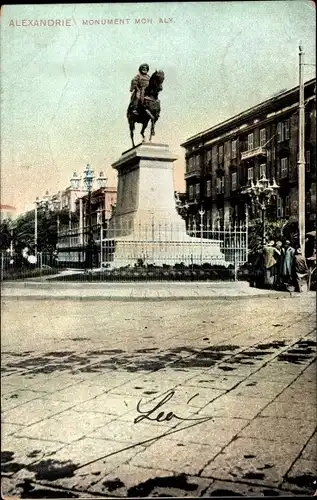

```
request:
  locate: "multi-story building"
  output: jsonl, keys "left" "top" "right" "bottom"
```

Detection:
{"left": 181, "top": 78, "right": 316, "bottom": 231}
{"left": 57, "top": 184, "right": 117, "bottom": 266}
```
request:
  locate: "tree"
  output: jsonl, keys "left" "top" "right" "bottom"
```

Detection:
{"left": 0, "top": 219, "right": 12, "bottom": 250}
{"left": 13, "top": 208, "right": 77, "bottom": 253}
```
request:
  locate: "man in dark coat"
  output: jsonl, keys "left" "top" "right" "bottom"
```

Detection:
{"left": 281, "top": 240, "right": 295, "bottom": 290}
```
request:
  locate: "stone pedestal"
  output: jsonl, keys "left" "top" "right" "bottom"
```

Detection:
{"left": 106, "top": 143, "right": 228, "bottom": 267}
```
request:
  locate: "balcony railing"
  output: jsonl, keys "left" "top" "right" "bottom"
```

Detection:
{"left": 184, "top": 167, "right": 201, "bottom": 179}
{"left": 241, "top": 146, "right": 267, "bottom": 160}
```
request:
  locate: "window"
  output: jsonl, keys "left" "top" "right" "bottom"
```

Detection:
{"left": 188, "top": 157, "right": 194, "bottom": 171}
{"left": 206, "top": 150, "right": 212, "bottom": 163}
{"left": 206, "top": 210, "right": 212, "bottom": 227}
{"left": 277, "top": 119, "right": 290, "bottom": 142}
{"left": 277, "top": 195, "right": 283, "bottom": 218}
{"left": 260, "top": 128, "right": 266, "bottom": 147}
{"left": 284, "top": 120, "right": 290, "bottom": 140}
{"left": 231, "top": 172, "right": 237, "bottom": 191}
{"left": 247, "top": 133, "right": 254, "bottom": 151}
{"left": 277, "top": 122, "right": 282, "bottom": 143}
{"left": 260, "top": 163, "right": 267, "bottom": 177}
{"left": 231, "top": 140, "right": 237, "bottom": 159}
{"left": 285, "top": 196, "right": 290, "bottom": 217}
{"left": 247, "top": 167, "right": 254, "bottom": 181}
{"left": 306, "top": 151, "right": 311, "bottom": 172}
{"left": 272, "top": 148, "right": 276, "bottom": 161}
{"left": 218, "top": 145, "right": 224, "bottom": 164}
{"left": 216, "top": 176, "right": 224, "bottom": 194}
{"left": 195, "top": 183, "right": 200, "bottom": 198}
{"left": 206, "top": 180, "right": 212, "bottom": 197}
{"left": 189, "top": 185, "right": 194, "bottom": 200}
{"left": 280, "top": 157, "right": 288, "bottom": 178}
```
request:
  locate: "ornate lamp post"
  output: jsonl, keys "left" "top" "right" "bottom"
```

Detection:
{"left": 199, "top": 204, "right": 205, "bottom": 264}
{"left": 70, "top": 171, "right": 83, "bottom": 249}
{"left": 82, "top": 164, "right": 95, "bottom": 270}
{"left": 242, "top": 174, "right": 279, "bottom": 244}
{"left": 34, "top": 196, "right": 40, "bottom": 257}
{"left": 70, "top": 166, "right": 95, "bottom": 269}
{"left": 94, "top": 171, "right": 108, "bottom": 268}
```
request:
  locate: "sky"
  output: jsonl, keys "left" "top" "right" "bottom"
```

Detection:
{"left": 1, "top": 1, "right": 316, "bottom": 214}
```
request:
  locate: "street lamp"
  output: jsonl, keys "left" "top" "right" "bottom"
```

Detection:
{"left": 97, "top": 171, "right": 107, "bottom": 189}
{"left": 83, "top": 164, "right": 95, "bottom": 270}
{"left": 198, "top": 204, "right": 205, "bottom": 264}
{"left": 34, "top": 196, "right": 39, "bottom": 257}
{"left": 242, "top": 174, "right": 279, "bottom": 244}
{"left": 97, "top": 207, "right": 103, "bottom": 267}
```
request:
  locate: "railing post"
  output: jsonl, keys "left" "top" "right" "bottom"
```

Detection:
{"left": 1, "top": 252, "right": 4, "bottom": 281}
{"left": 245, "top": 203, "right": 249, "bottom": 263}
{"left": 234, "top": 223, "right": 238, "bottom": 281}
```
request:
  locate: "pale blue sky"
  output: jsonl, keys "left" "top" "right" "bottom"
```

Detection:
{"left": 1, "top": 1, "right": 315, "bottom": 213}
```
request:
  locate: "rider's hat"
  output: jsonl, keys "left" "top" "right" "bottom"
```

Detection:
{"left": 139, "top": 63, "right": 149, "bottom": 72}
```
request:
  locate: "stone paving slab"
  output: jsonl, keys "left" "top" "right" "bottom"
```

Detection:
{"left": 1, "top": 295, "right": 316, "bottom": 497}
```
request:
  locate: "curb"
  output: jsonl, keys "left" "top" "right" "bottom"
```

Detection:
{"left": 2, "top": 280, "right": 251, "bottom": 289}
{"left": 1, "top": 293, "right": 291, "bottom": 301}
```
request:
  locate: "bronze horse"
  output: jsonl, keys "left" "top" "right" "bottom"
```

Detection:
{"left": 127, "top": 70, "right": 165, "bottom": 148}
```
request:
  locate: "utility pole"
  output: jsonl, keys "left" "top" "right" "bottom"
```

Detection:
{"left": 34, "top": 198, "right": 39, "bottom": 257}
{"left": 298, "top": 43, "right": 306, "bottom": 254}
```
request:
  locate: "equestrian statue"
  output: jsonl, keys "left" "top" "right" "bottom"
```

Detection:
{"left": 127, "top": 63, "right": 165, "bottom": 148}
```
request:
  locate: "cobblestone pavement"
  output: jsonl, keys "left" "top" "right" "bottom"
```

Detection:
{"left": 1, "top": 294, "right": 316, "bottom": 497}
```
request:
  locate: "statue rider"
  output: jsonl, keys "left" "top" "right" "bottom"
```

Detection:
{"left": 130, "top": 64, "right": 150, "bottom": 115}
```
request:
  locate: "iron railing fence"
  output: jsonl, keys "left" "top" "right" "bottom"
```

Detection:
{"left": 0, "top": 251, "right": 59, "bottom": 281}
{"left": 55, "top": 222, "right": 249, "bottom": 281}
{"left": 1, "top": 223, "right": 249, "bottom": 281}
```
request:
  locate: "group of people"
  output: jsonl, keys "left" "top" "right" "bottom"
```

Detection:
{"left": 251, "top": 239, "right": 311, "bottom": 292}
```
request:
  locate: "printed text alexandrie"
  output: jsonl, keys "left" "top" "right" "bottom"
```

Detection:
{"left": 9, "top": 19, "right": 72, "bottom": 27}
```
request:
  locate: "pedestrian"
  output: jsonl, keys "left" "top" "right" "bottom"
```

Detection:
{"left": 252, "top": 244, "right": 264, "bottom": 288}
{"left": 294, "top": 248, "right": 309, "bottom": 293}
{"left": 274, "top": 240, "right": 283, "bottom": 288}
{"left": 262, "top": 240, "right": 280, "bottom": 288}
{"left": 281, "top": 240, "right": 295, "bottom": 291}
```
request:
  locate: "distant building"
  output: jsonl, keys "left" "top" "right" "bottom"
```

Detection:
{"left": 181, "top": 78, "right": 316, "bottom": 231}
{"left": 0, "top": 204, "right": 17, "bottom": 221}
{"left": 57, "top": 185, "right": 117, "bottom": 266}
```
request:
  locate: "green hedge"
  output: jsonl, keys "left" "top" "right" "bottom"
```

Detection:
{"left": 49, "top": 265, "right": 248, "bottom": 282}
{"left": 1, "top": 267, "right": 58, "bottom": 281}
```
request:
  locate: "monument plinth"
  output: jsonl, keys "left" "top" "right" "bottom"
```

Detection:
{"left": 106, "top": 143, "right": 228, "bottom": 268}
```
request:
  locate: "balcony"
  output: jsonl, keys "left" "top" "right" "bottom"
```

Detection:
{"left": 241, "top": 146, "right": 267, "bottom": 161}
{"left": 184, "top": 167, "right": 201, "bottom": 179}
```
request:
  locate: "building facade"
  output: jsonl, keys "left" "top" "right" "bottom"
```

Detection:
{"left": 57, "top": 185, "right": 117, "bottom": 265}
{"left": 181, "top": 79, "right": 316, "bottom": 231}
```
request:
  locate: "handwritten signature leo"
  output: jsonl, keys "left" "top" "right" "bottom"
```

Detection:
{"left": 134, "top": 390, "right": 211, "bottom": 424}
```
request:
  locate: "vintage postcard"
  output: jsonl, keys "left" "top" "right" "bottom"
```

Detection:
{"left": 1, "top": 1, "right": 316, "bottom": 498}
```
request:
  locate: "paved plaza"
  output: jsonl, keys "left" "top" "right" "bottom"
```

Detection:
{"left": 1, "top": 287, "right": 316, "bottom": 497}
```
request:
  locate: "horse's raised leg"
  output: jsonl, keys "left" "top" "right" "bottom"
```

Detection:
{"left": 140, "top": 122, "right": 147, "bottom": 142}
{"left": 129, "top": 118, "right": 135, "bottom": 148}
{"left": 149, "top": 119, "right": 156, "bottom": 142}
{"left": 141, "top": 115, "right": 151, "bottom": 142}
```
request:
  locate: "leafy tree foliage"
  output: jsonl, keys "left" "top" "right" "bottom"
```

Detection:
{"left": 248, "top": 218, "right": 300, "bottom": 255}
{"left": 0, "top": 219, "right": 12, "bottom": 250}
{"left": 5, "top": 208, "right": 78, "bottom": 253}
